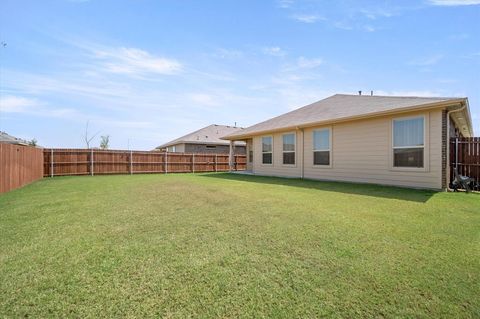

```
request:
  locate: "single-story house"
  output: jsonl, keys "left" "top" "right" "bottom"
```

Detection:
{"left": 156, "top": 124, "right": 246, "bottom": 154}
{"left": 222, "top": 94, "right": 474, "bottom": 190}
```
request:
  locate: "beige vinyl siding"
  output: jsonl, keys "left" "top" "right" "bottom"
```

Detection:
{"left": 253, "top": 131, "right": 303, "bottom": 178}
{"left": 251, "top": 109, "right": 443, "bottom": 189}
{"left": 304, "top": 110, "right": 442, "bottom": 189}
{"left": 168, "top": 144, "right": 185, "bottom": 153}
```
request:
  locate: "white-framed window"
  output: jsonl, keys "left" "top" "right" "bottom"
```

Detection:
{"left": 313, "top": 129, "right": 330, "bottom": 166}
{"left": 262, "top": 136, "right": 273, "bottom": 164}
{"left": 282, "top": 133, "right": 295, "bottom": 165}
{"left": 167, "top": 146, "right": 176, "bottom": 152}
{"left": 392, "top": 116, "right": 425, "bottom": 168}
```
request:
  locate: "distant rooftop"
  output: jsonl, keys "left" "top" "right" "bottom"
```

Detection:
{"left": 0, "top": 131, "right": 29, "bottom": 145}
{"left": 157, "top": 124, "right": 246, "bottom": 149}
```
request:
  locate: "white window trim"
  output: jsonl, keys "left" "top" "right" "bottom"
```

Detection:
{"left": 282, "top": 132, "right": 296, "bottom": 167}
{"left": 312, "top": 127, "right": 332, "bottom": 168}
{"left": 261, "top": 135, "right": 273, "bottom": 166}
{"left": 390, "top": 114, "right": 429, "bottom": 172}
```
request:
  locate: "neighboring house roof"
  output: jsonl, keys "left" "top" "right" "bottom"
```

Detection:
{"left": 222, "top": 94, "right": 472, "bottom": 139}
{"left": 0, "top": 131, "right": 29, "bottom": 145}
{"left": 157, "top": 124, "right": 246, "bottom": 149}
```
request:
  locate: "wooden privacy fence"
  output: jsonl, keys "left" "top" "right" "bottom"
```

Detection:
{"left": 450, "top": 137, "right": 480, "bottom": 191}
{"left": 43, "top": 149, "right": 246, "bottom": 177}
{"left": 0, "top": 143, "right": 44, "bottom": 193}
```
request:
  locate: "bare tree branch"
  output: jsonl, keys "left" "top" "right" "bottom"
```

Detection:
{"left": 84, "top": 120, "right": 101, "bottom": 149}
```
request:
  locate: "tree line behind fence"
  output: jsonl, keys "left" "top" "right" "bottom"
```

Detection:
{"left": 43, "top": 149, "right": 246, "bottom": 177}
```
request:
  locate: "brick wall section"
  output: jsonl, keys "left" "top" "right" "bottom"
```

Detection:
{"left": 442, "top": 109, "right": 447, "bottom": 189}
{"left": 184, "top": 143, "right": 246, "bottom": 155}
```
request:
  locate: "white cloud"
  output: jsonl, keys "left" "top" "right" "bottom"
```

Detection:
{"left": 281, "top": 3, "right": 412, "bottom": 32}
{"left": 97, "top": 120, "right": 154, "bottom": 129}
{"left": 462, "top": 51, "right": 480, "bottom": 59}
{"left": 212, "top": 48, "right": 244, "bottom": 59}
{"left": 0, "top": 95, "right": 40, "bottom": 113}
{"left": 263, "top": 47, "right": 287, "bottom": 57}
{"left": 360, "top": 8, "right": 394, "bottom": 19}
{"left": 428, "top": 0, "right": 480, "bottom": 5}
{"left": 297, "top": 56, "right": 323, "bottom": 69}
{"left": 280, "top": 56, "right": 324, "bottom": 73}
{"left": 332, "top": 20, "right": 354, "bottom": 30}
{"left": 278, "top": 0, "right": 294, "bottom": 9}
{"left": 93, "top": 47, "right": 182, "bottom": 75}
{"left": 408, "top": 54, "right": 444, "bottom": 66}
{"left": 0, "top": 94, "right": 80, "bottom": 118}
{"left": 436, "top": 78, "right": 459, "bottom": 84}
{"left": 291, "top": 14, "right": 324, "bottom": 23}
{"left": 449, "top": 33, "right": 469, "bottom": 40}
{"left": 189, "top": 93, "right": 220, "bottom": 107}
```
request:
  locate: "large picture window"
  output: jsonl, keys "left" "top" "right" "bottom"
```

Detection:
{"left": 313, "top": 129, "right": 330, "bottom": 166}
{"left": 393, "top": 117, "right": 424, "bottom": 168}
{"left": 282, "top": 133, "right": 295, "bottom": 165}
{"left": 262, "top": 136, "right": 273, "bottom": 164}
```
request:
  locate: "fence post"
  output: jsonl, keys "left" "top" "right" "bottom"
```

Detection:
{"left": 215, "top": 154, "right": 217, "bottom": 172}
{"left": 50, "top": 149, "right": 54, "bottom": 177}
{"left": 91, "top": 148, "right": 94, "bottom": 176}
{"left": 192, "top": 154, "right": 195, "bottom": 173}
{"left": 130, "top": 150, "right": 133, "bottom": 175}
{"left": 455, "top": 137, "right": 459, "bottom": 172}
{"left": 165, "top": 152, "right": 168, "bottom": 174}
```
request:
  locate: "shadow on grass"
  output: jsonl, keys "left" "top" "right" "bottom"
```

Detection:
{"left": 199, "top": 172, "right": 437, "bottom": 203}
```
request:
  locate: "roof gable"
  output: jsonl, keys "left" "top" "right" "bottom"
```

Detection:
{"left": 158, "top": 124, "right": 245, "bottom": 148}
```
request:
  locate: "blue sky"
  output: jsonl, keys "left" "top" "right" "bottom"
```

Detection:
{"left": 0, "top": 0, "right": 479, "bottom": 149}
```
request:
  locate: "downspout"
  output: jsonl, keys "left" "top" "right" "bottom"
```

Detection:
{"left": 446, "top": 103, "right": 466, "bottom": 191}
{"left": 302, "top": 128, "right": 305, "bottom": 179}
{"left": 228, "top": 140, "right": 234, "bottom": 172}
{"left": 297, "top": 127, "right": 305, "bottom": 179}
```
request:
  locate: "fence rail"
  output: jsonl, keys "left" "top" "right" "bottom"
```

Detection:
{"left": 1, "top": 143, "right": 44, "bottom": 193}
{"left": 450, "top": 137, "right": 480, "bottom": 191}
{"left": 43, "top": 149, "right": 246, "bottom": 177}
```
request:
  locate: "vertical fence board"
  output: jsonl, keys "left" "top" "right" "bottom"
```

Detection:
{"left": 451, "top": 137, "right": 480, "bottom": 191}
{"left": 1, "top": 143, "right": 44, "bottom": 194}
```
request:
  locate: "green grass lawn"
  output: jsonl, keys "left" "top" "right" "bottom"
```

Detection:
{"left": 0, "top": 173, "right": 479, "bottom": 318}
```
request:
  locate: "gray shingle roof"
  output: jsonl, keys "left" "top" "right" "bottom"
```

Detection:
{"left": 158, "top": 124, "right": 246, "bottom": 148}
{"left": 223, "top": 94, "right": 467, "bottom": 139}
{"left": 0, "top": 131, "right": 29, "bottom": 145}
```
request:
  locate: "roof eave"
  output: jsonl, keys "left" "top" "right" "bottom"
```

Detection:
{"left": 158, "top": 140, "right": 246, "bottom": 148}
{"left": 449, "top": 98, "right": 474, "bottom": 137}
{"left": 464, "top": 99, "right": 474, "bottom": 136}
